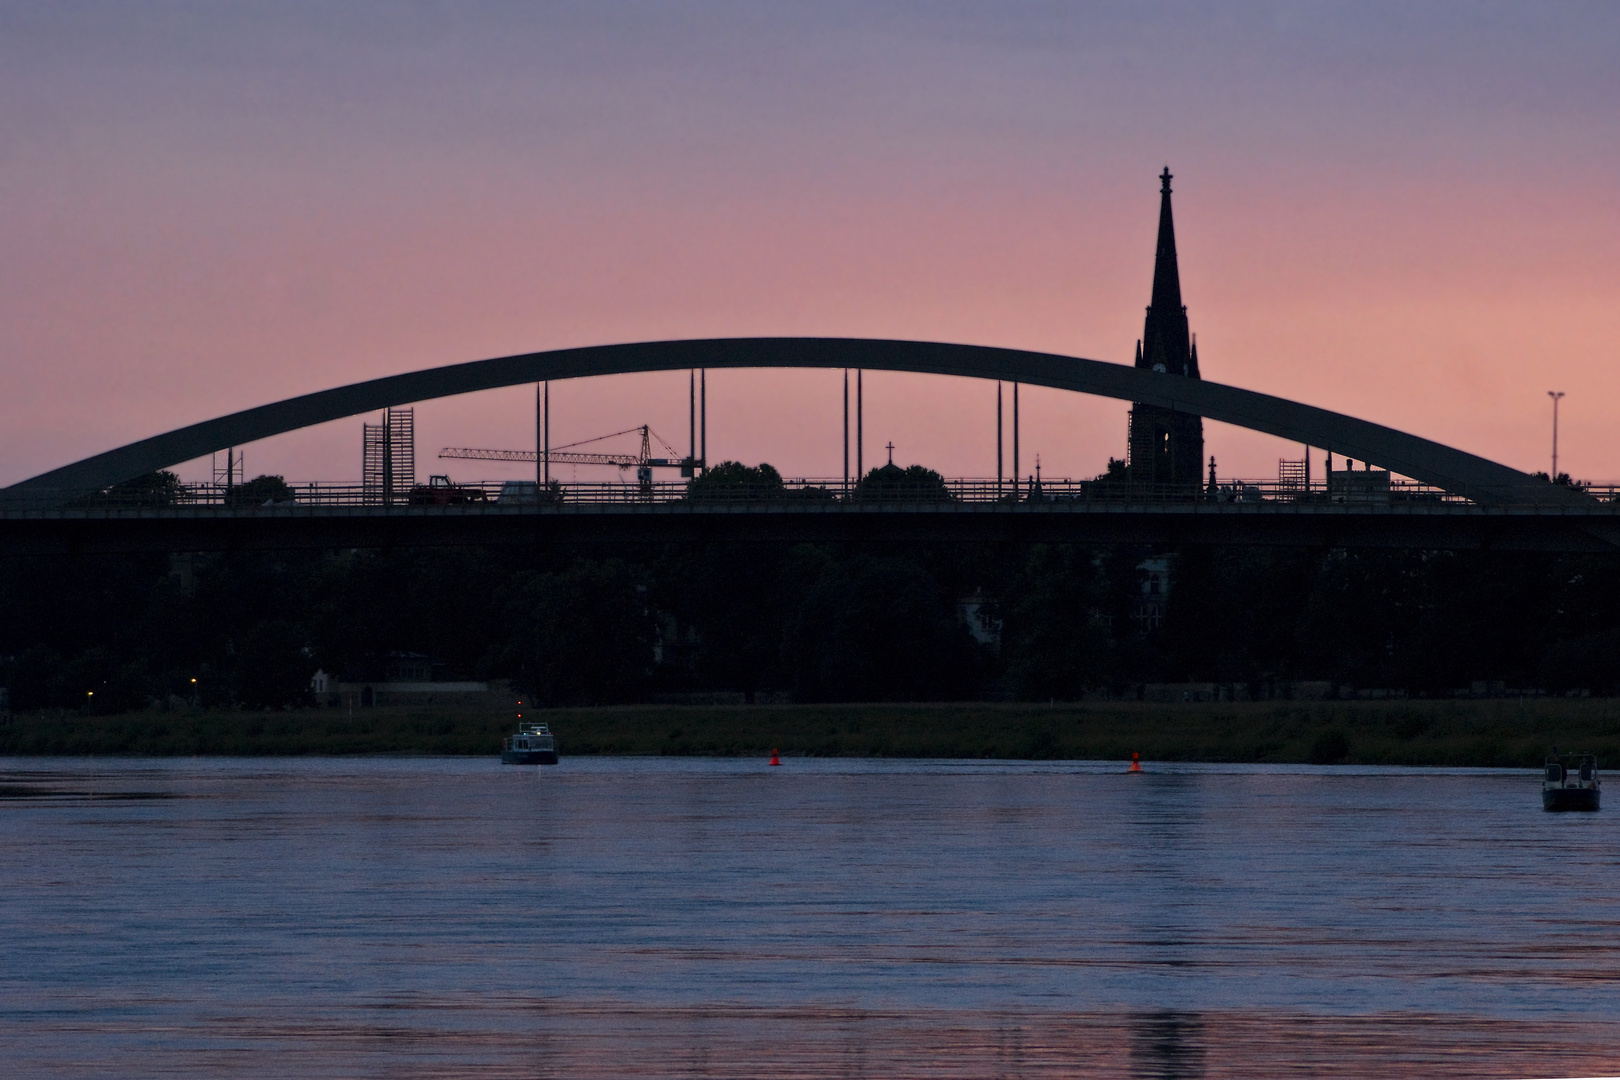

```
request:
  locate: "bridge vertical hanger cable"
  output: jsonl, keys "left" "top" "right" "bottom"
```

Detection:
{"left": 689, "top": 369, "right": 695, "bottom": 474}
{"left": 1013, "top": 382, "right": 1020, "bottom": 500}
{"left": 843, "top": 369, "right": 849, "bottom": 493}
{"left": 857, "top": 369, "right": 863, "bottom": 480}
{"left": 700, "top": 369, "right": 707, "bottom": 475}
{"left": 997, "top": 382, "right": 1003, "bottom": 497}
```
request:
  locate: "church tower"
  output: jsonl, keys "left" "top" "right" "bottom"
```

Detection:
{"left": 1126, "top": 168, "right": 1204, "bottom": 489}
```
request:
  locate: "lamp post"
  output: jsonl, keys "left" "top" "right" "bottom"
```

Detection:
{"left": 1548, "top": 391, "right": 1565, "bottom": 480}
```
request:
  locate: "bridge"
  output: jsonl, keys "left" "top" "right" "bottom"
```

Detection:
{"left": 2, "top": 337, "right": 1611, "bottom": 554}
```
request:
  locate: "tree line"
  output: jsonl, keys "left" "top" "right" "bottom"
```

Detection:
{"left": 3, "top": 464, "right": 1618, "bottom": 712}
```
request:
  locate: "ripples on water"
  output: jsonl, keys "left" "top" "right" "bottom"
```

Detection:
{"left": 2, "top": 756, "right": 1617, "bottom": 1078}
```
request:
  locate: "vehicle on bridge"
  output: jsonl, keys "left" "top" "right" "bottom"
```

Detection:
{"left": 1543, "top": 752, "right": 1600, "bottom": 811}
{"left": 408, "top": 475, "right": 489, "bottom": 506}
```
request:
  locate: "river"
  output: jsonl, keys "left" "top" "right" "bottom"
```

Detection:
{"left": 2, "top": 756, "right": 1616, "bottom": 1077}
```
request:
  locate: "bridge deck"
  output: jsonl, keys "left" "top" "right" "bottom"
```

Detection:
{"left": 3, "top": 478, "right": 1617, "bottom": 554}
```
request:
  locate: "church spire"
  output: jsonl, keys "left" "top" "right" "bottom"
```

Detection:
{"left": 1136, "top": 166, "right": 1193, "bottom": 378}
{"left": 1125, "top": 166, "right": 1204, "bottom": 490}
{"left": 1149, "top": 167, "right": 1184, "bottom": 315}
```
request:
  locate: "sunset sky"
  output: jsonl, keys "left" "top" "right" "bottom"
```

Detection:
{"left": 3, "top": 2, "right": 1616, "bottom": 488}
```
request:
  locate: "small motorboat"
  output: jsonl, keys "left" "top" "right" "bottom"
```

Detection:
{"left": 1542, "top": 751, "right": 1599, "bottom": 812}
{"left": 502, "top": 721, "right": 559, "bottom": 765}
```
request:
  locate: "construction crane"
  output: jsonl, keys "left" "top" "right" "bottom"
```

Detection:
{"left": 440, "top": 425, "right": 697, "bottom": 494}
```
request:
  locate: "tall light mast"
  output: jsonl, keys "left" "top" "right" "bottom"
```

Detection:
{"left": 1548, "top": 391, "right": 1565, "bottom": 479}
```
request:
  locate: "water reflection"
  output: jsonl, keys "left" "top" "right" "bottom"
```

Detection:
{"left": 2, "top": 757, "right": 1617, "bottom": 1078}
{"left": 1129, "top": 1011, "right": 1205, "bottom": 1080}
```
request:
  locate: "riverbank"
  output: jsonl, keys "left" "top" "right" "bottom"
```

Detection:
{"left": 2, "top": 699, "right": 1617, "bottom": 766}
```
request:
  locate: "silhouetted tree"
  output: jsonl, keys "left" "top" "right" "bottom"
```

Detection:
{"left": 232, "top": 621, "right": 316, "bottom": 708}
{"left": 226, "top": 474, "right": 297, "bottom": 507}
{"left": 102, "top": 470, "right": 183, "bottom": 507}
{"left": 687, "top": 461, "right": 785, "bottom": 500}
{"left": 999, "top": 546, "right": 1113, "bottom": 699}
{"left": 493, "top": 558, "right": 654, "bottom": 705}
{"left": 855, "top": 463, "right": 951, "bottom": 501}
{"left": 785, "top": 554, "right": 980, "bottom": 701}
{"left": 1531, "top": 470, "right": 1586, "bottom": 491}
{"left": 1084, "top": 457, "right": 1134, "bottom": 500}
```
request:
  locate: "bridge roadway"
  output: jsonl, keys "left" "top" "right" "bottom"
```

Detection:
{"left": 5, "top": 496, "right": 1619, "bottom": 555}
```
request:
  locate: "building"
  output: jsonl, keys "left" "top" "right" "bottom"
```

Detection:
{"left": 314, "top": 651, "right": 493, "bottom": 707}
{"left": 956, "top": 592, "right": 1003, "bottom": 649}
{"left": 1126, "top": 168, "right": 1205, "bottom": 489}
{"left": 1329, "top": 464, "right": 1392, "bottom": 505}
{"left": 1132, "top": 556, "right": 1173, "bottom": 633}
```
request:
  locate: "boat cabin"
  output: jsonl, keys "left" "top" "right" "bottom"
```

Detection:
{"left": 511, "top": 723, "right": 553, "bottom": 752}
{"left": 502, "top": 721, "right": 559, "bottom": 765}
{"left": 1543, "top": 752, "right": 1600, "bottom": 812}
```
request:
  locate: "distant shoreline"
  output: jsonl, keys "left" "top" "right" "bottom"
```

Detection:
{"left": 1, "top": 700, "right": 1614, "bottom": 767}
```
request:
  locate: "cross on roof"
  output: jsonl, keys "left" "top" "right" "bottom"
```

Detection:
{"left": 885, "top": 441, "right": 895, "bottom": 465}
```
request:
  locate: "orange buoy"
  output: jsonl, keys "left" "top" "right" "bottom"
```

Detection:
{"left": 769, "top": 749, "right": 782, "bottom": 766}
{"left": 1128, "top": 751, "right": 1143, "bottom": 773}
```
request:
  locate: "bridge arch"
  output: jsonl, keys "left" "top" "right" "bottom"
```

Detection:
{"left": 3, "top": 337, "right": 1569, "bottom": 506}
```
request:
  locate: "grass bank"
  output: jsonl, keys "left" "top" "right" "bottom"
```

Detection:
{"left": 2, "top": 699, "right": 1618, "bottom": 766}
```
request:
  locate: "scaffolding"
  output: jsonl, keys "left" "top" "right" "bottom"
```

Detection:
{"left": 363, "top": 408, "right": 415, "bottom": 505}
{"left": 1277, "top": 458, "right": 1308, "bottom": 493}
{"left": 211, "top": 448, "right": 243, "bottom": 489}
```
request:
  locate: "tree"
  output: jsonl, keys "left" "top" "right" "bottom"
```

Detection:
{"left": 999, "top": 546, "right": 1114, "bottom": 699}
{"left": 854, "top": 463, "right": 952, "bottom": 501}
{"left": 686, "top": 461, "right": 785, "bottom": 501}
{"left": 226, "top": 474, "right": 297, "bottom": 507}
{"left": 232, "top": 620, "right": 317, "bottom": 708}
{"left": 106, "top": 470, "right": 183, "bottom": 507}
{"left": 1531, "top": 470, "right": 1586, "bottom": 491}
{"left": 651, "top": 542, "right": 801, "bottom": 699}
{"left": 492, "top": 558, "right": 654, "bottom": 705}
{"left": 785, "top": 554, "right": 981, "bottom": 701}
{"left": 1084, "top": 457, "right": 1133, "bottom": 500}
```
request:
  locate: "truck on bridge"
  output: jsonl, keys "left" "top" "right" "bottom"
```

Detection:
{"left": 407, "top": 475, "right": 489, "bottom": 506}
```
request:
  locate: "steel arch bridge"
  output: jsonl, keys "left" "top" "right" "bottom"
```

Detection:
{"left": 0, "top": 337, "right": 1581, "bottom": 508}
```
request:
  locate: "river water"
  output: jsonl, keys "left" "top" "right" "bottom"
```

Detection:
{"left": 2, "top": 756, "right": 1617, "bottom": 1078}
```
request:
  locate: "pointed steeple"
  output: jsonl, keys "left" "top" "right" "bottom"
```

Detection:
{"left": 1136, "top": 167, "right": 1194, "bottom": 379}
{"left": 1125, "top": 166, "right": 1204, "bottom": 491}
{"left": 1150, "top": 167, "right": 1183, "bottom": 314}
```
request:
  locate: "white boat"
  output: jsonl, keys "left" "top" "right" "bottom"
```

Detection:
{"left": 1542, "top": 751, "right": 1599, "bottom": 811}
{"left": 502, "top": 722, "right": 558, "bottom": 765}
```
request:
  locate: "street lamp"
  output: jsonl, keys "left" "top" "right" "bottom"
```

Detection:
{"left": 1548, "top": 391, "right": 1566, "bottom": 480}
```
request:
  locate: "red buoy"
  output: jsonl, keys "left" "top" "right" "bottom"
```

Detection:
{"left": 1128, "top": 751, "right": 1143, "bottom": 773}
{"left": 769, "top": 749, "right": 782, "bottom": 766}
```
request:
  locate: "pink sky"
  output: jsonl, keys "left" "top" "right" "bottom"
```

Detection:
{"left": 3, "top": 3, "right": 1617, "bottom": 487}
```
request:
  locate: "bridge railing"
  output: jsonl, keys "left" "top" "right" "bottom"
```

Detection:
{"left": 5, "top": 476, "right": 1618, "bottom": 514}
